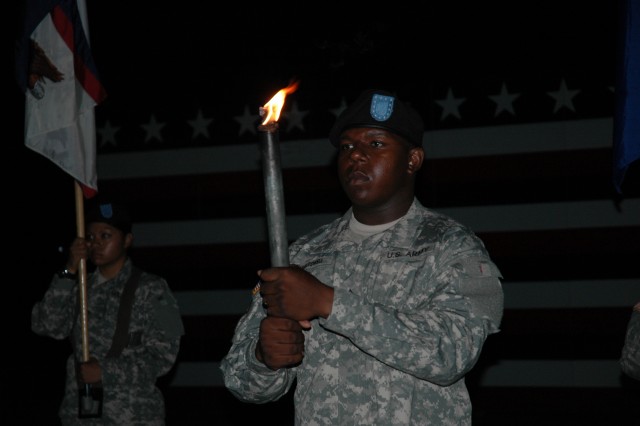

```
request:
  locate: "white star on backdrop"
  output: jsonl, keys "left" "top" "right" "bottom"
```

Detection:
{"left": 188, "top": 109, "right": 213, "bottom": 139}
{"left": 284, "top": 101, "right": 309, "bottom": 132}
{"left": 98, "top": 120, "right": 119, "bottom": 147}
{"left": 96, "top": 78, "right": 610, "bottom": 149}
{"left": 330, "top": 98, "right": 348, "bottom": 117}
{"left": 141, "top": 115, "right": 166, "bottom": 142}
{"left": 234, "top": 105, "right": 260, "bottom": 136}
{"left": 489, "top": 83, "right": 520, "bottom": 117}
{"left": 435, "top": 88, "right": 465, "bottom": 120}
{"left": 547, "top": 79, "right": 580, "bottom": 113}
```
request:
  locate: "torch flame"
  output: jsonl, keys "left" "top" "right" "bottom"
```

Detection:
{"left": 261, "top": 81, "right": 299, "bottom": 125}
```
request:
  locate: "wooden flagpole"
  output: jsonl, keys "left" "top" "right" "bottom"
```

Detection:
{"left": 74, "top": 181, "right": 90, "bottom": 362}
{"left": 75, "top": 181, "right": 103, "bottom": 417}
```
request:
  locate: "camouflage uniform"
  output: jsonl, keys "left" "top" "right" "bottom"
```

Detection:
{"left": 221, "top": 199, "right": 504, "bottom": 425}
{"left": 32, "top": 258, "right": 184, "bottom": 425}
{"left": 620, "top": 308, "right": 640, "bottom": 380}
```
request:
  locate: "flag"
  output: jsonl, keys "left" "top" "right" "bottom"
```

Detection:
{"left": 613, "top": 0, "right": 640, "bottom": 194}
{"left": 16, "top": 0, "right": 106, "bottom": 198}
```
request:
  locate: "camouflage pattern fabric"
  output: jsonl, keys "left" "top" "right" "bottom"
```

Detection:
{"left": 32, "top": 258, "right": 184, "bottom": 425}
{"left": 221, "top": 199, "right": 504, "bottom": 425}
{"left": 620, "top": 309, "right": 640, "bottom": 381}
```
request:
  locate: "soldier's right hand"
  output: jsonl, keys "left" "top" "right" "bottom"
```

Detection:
{"left": 66, "top": 237, "right": 89, "bottom": 273}
{"left": 256, "top": 316, "right": 305, "bottom": 370}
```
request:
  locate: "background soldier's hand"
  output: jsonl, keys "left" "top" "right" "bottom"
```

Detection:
{"left": 66, "top": 237, "right": 89, "bottom": 274}
{"left": 79, "top": 357, "right": 102, "bottom": 384}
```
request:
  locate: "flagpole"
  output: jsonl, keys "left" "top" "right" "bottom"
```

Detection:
{"left": 74, "top": 181, "right": 90, "bottom": 363}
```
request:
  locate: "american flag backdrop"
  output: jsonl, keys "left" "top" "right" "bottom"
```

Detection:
{"left": 12, "top": 1, "right": 640, "bottom": 425}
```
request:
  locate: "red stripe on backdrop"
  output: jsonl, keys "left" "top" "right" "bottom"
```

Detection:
{"left": 176, "top": 307, "right": 633, "bottom": 363}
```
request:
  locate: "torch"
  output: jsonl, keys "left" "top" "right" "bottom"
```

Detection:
{"left": 258, "top": 81, "right": 299, "bottom": 267}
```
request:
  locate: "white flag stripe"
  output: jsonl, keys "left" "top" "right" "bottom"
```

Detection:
{"left": 97, "top": 118, "right": 613, "bottom": 180}
{"left": 132, "top": 214, "right": 340, "bottom": 247}
{"left": 131, "top": 199, "right": 639, "bottom": 248}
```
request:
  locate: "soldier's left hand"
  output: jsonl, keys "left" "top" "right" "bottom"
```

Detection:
{"left": 79, "top": 356, "right": 102, "bottom": 384}
{"left": 259, "top": 265, "right": 333, "bottom": 322}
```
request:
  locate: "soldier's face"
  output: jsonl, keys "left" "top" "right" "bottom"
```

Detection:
{"left": 336, "top": 127, "right": 418, "bottom": 211}
{"left": 86, "top": 222, "right": 130, "bottom": 267}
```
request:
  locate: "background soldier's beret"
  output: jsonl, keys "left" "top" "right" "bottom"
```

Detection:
{"left": 329, "top": 89, "right": 424, "bottom": 148}
{"left": 85, "top": 198, "right": 133, "bottom": 234}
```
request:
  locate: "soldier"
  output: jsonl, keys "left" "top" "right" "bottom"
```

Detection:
{"left": 221, "top": 89, "right": 504, "bottom": 424}
{"left": 620, "top": 302, "right": 640, "bottom": 381}
{"left": 32, "top": 199, "right": 184, "bottom": 425}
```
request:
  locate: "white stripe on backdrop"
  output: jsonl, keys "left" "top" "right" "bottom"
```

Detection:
{"left": 129, "top": 199, "right": 639, "bottom": 247}
{"left": 97, "top": 118, "right": 613, "bottom": 179}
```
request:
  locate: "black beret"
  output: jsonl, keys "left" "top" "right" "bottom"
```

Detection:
{"left": 329, "top": 89, "right": 424, "bottom": 148}
{"left": 85, "top": 199, "right": 132, "bottom": 234}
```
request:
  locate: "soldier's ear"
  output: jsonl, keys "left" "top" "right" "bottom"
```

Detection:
{"left": 407, "top": 148, "right": 424, "bottom": 174}
{"left": 124, "top": 233, "right": 133, "bottom": 249}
